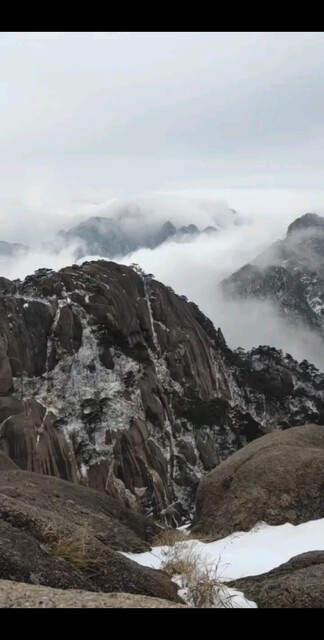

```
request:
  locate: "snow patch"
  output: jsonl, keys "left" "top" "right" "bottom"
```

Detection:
{"left": 122, "top": 517, "right": 324, "bottom": 608}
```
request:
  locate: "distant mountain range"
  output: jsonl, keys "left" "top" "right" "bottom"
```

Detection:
{"left": 0, "top": 211, "right": 236, "bottom": 262}
{"left": 0, "top": 241, "right": 28, "bottom": 258}
{"left": 56, "top": 217, "right": 219, "bottom": 259}
{"left": 4, "top": 209, "right": 324, "bottom": 349}
{"left": 222, "top": 213, "right": 324, "bottom": 339}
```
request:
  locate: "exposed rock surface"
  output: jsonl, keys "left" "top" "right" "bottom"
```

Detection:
{"left": 0, "top": 399, "right": 78, "bottom": 482}
{"left": 0, "top": 469, "right": 160, "bottom": 552}
{"left": 0, "top": 260, "right": 324, "bottom": 521}
{"left": 192, "top": 424, "right": 324, "bottom": 539}
{"left": 0, "top": 469, "right": 181, "bottom": 602}
{"left": 0, "top": 451, "right": 18, "bottom": 471}
{"left": 0, "top": 517, "right": 91, "bottom": 591}
{"left": 229, "top": 551, "right": 324, "bottom": 608}
{"left": 222, "top": 212, "right": 324, "bottom": 338}
{"left": 0, "top": 580, "right": 188, "bottom": 608}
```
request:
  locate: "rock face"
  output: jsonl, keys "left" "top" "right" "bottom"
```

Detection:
{"left": 0, "top": 451, "right": 18, "bottom": 471}
{"left": 230, "top": 551, "right": 324, "bottom": 608}
{"left": 0, "top": 580, "right": 188, "bottom": 608}
{"left": 0, "top": 469, "right": 181, "bottom": 602}
{"left": 192, "top": 424, "right": 324, "bottom": 539}
{"left": 1, "top": 260, "right": 324, "bottom": 522}
{"left": 222, "top": 212, "right": 324, "bottom": 338}
{"left": 0, "top": 399, "right": 79, "bottom": 482}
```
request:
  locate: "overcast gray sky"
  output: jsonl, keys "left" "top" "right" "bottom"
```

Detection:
{"left": 2, "top": 31, "right": 324, "bottom": 366}
{"left": 1, "top": 31, "right": 324, "bottom": 242}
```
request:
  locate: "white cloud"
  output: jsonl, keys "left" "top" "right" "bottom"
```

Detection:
{"left": 91, "top": 32, "right": 130, "bottom": 41}
{"left": 117, "top": 197, "right": 324, "bottom": 370}
{"left": 1, "top": 188, "right": 324, "bottom": 368}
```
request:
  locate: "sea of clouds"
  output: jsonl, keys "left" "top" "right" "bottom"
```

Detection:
{"left": 2, "top": 188, "right": 324, "bottom": 369}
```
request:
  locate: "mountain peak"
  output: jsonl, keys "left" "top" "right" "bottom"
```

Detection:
{"left": 287, "top": 213, "right": 324, "bottom": 237}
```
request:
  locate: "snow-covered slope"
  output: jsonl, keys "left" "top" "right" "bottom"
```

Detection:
{"left": 123, "top": 518, "right": 324, "bottom": 607}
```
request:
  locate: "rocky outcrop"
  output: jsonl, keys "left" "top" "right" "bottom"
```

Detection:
{"left": 222, "top": 212, "right": 324, "bottom": 338}
{"left": 192, "top": 424, "right": 324, "bottom": 539}
{"left": 0, "top": 469, "right": 161, "bottom": 552}
{"left": 0, "top": 517, "right": 91, "bottom": 591}
{"left": 0, "top": 335, "right": 13, "bottom": 393}
{"left": 1, "top": 260, "right": 324, "bottom": 521}
{"left": 0, "top": 451, "right": 18, "bottom": 471}
{"left": 286, "top": 212, "right": 324, "bottom": 236}
{"left": 0, "top": 580, "right": 188, "bottom": 608}
{"left": 0, "top": 396, "right": 24, "bottom": 423}
{"left": 229, "top": 551, "right": 324, "bottom": 608}
{"left": 0, "top": 399, "right": 78, "bottom": 481}
{"left": 0, "top": 469, "right": 181, "bottom": 602}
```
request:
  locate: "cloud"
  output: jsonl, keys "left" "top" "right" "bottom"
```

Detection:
{"left": 0, "top": 186, "right": 236, "bottom": 245}
{"left": 0, "top": 243, "right": 82, "bottom": 281}
{"left": 2, "top": 33, "right": 324, "bottom": 368}
{"left": 2, "top": 32, "right": 324, "bottom": 193}
{"left": 1, "top": 187, "right": 324, "bottom": 369}
{"left": 118, "top": 200, "right": 324, "bottom": 370}
{"left": 91, "top": 32, "right": 130, "bottom": 41}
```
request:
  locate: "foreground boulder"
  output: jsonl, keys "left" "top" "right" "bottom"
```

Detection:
{"left": 0, "top": 580, "right": 188, "bottom": 608}
{"left": 0, "top": 469, "right": 181, "bottom": 602}
{"left": 230, "top": 551, "right": 324, "bottom": 608}
{"left": 0, "top": 469, "right": 160, "bottom": 551}
{"left": 192, "top": 424, "right": 324, "bottom": 539}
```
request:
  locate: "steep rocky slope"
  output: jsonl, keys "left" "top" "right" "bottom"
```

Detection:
{"left": 222, "top": 213, "right": 324, "bottom": 338}
{"left": 0, "top": 261, "right": 324, "bottom": 523}
{"left": 0, "top": 450, "right": 18, "bottom": 471}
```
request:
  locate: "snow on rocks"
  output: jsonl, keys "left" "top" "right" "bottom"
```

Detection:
{"left": 122, "top": 517, "right": 324, "bottom": 608}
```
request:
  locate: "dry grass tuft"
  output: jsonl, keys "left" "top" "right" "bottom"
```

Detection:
{"left": 160, "top": 542, "right": 235, "bottom": 608}
{"left": 43, "top": 522, "right": 99, "bottom": 573}
{"left": 153, "top": 527, "right": 191, "bottom": 547}
{"left": 162, "top": 552, "right": 196, "bottom": 579}
{"left": 189, "top": 566, "right": 231, "bottom": 608}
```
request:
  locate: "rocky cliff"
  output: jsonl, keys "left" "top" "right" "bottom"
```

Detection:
{"left": 222, "top": 213, "right": 324, "bottom": 339}
{"left": 0, "top": 260, "right": 324, "bottom": 524}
